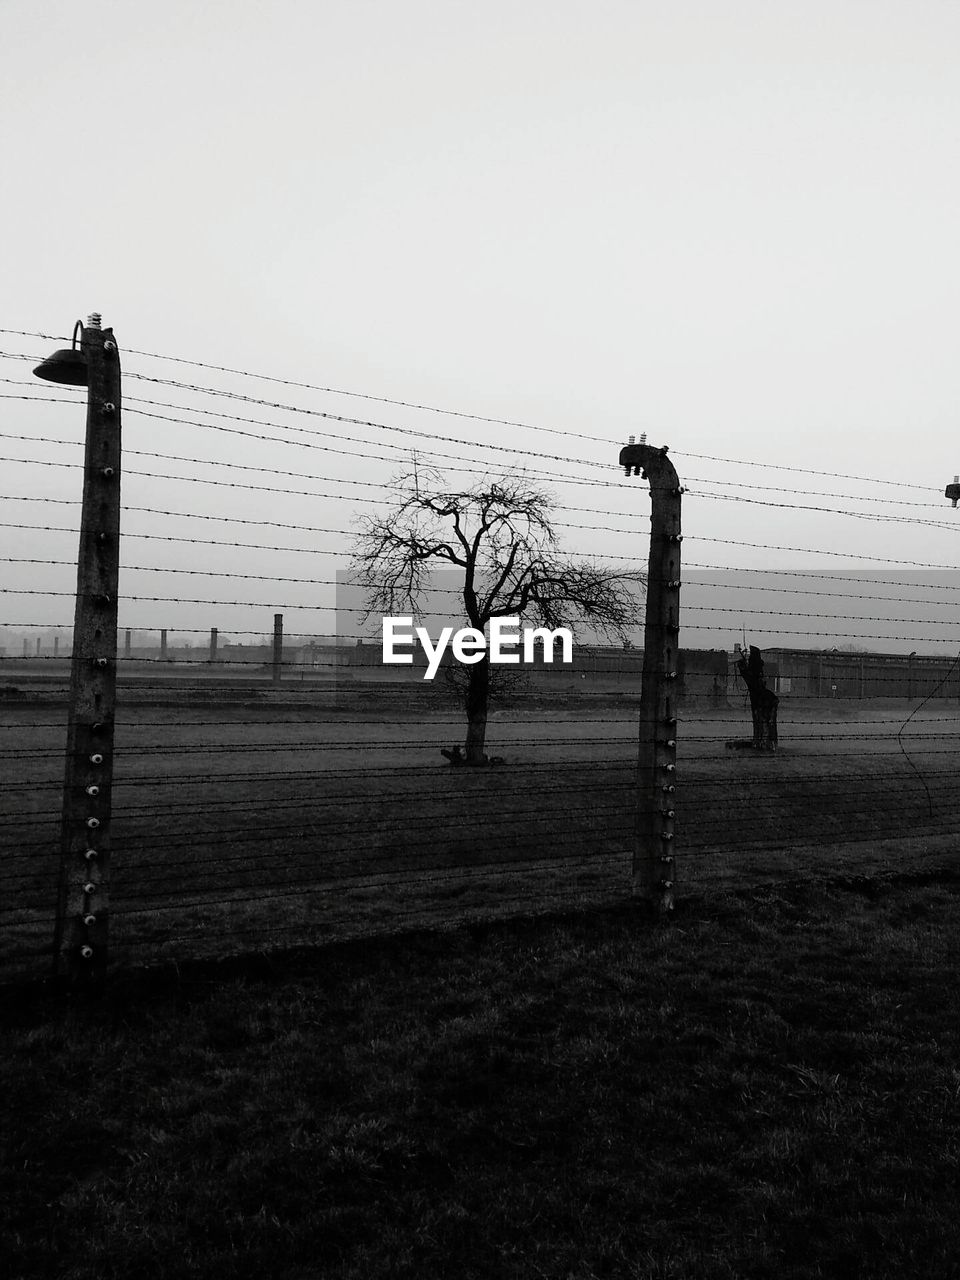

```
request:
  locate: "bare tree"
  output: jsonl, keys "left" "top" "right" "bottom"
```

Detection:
{"left": 438, "top": 644, "right": 532, "bottom": 751}
{"left": 351, "top": 469, "right": 645, "bottom": 764}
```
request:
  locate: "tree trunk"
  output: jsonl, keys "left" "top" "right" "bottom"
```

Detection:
{"left": 464, "top": 655, "right": 490, "bottom": 765}
{"left": 737, "top": 646, "right": 779, "bottom": 751}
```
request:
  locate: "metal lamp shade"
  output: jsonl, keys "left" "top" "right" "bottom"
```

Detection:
{"left": 33, "top": 347, "right": 89, "bottom": 386}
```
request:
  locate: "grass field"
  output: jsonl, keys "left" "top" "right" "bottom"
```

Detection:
{"left": 3, "top": 876, "right": 960, "bottom": 1279}
{"left": 1, "top": 686, "right": 958, "bottom": 981}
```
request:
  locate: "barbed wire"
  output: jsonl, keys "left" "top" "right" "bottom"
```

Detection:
{"left": 0, "top": 334, "right": 948, "bottom": 500}
{"left": 4, "top": 795, "right": 958, "bottom": 869}
{"left": 5, "top": 796, "right": 953, "bottom": 872}
{"left": 1, "top": 336, "right": 946, "bottom": 493}
{"left": 4, "top": 608, "right": 960, "bottom": 650}
{"left": 5, "top": 509, "right": 960, "bottom": 603}
{"left": 3, "top": 708, "right": 959, "bottom": 731}
{"left": 5, "top": 411, "right": 959, "bottom": 530}
{"left": 7, "top": 379, "right": 950, "bottom": 509}
{"left": 4, "top": 473, "right": 960, "bottom": 578}
{"left": 4, "top": 724, "right": 960, "bottom": 765}
{"left": 4, "top": 560, "right": 960, "bottom": 634}
{"left": 4, "top": 749, "right": 959, "bottom": 797}
{"left": 3, "top": 815, "right": 956, "bottom": 889}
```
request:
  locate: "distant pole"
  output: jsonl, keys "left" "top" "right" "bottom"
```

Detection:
{"left": 210, "top": 627, "right": 218, "bottom": 663}
{"left": 36, "top": 315, "right": 122, "bottom": 986}
{"left": 619, "top": 437, "right": 681, "bottom": 914}
{"left": 272, "top": 613, "right": 283, "bottom": 685}
{"left": 160, "top": 629, "right": 168, "bottom": 660}
{"left": 36, "top": 637, "right": 41, "bottom": 655}
{"left": 124, "top": 629, "right": 131, "bottom": 659}
{"left": 54, "top": 636, "right": 60, "bottom": 658}
{"left": 22, "top": 639, "right": 28, "bottom": 657}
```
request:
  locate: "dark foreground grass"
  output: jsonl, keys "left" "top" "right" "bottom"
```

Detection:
{"left": 4, "top": 877, "right": 960, "bottom": 1280}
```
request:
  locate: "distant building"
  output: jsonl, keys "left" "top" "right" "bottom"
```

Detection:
{"left": 729, "top": 645, "right": 960, "bottom": 700}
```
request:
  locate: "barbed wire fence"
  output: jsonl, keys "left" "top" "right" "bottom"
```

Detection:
{"left": 1, "top": 325, "right": 958, "bottom": 985}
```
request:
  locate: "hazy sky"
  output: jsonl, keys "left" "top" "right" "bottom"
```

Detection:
{"left": 2, "top": 0, "right": 959, "bottom": 652}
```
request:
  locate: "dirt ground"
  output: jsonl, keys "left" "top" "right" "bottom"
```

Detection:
{"left": 2, "top": 690, "right": 958, "bottom": 980}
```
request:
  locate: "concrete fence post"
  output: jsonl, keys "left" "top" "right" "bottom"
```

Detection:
{"left": 43, "top": 317, "right": 122, "bottom": 986}
{"left": 619, "top": 438, "right": 682, "bottom": 914}
{"left": 272, "top": 613, "right": 283, "bottom": 685}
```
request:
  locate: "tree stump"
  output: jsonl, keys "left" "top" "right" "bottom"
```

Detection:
{"left": 736, "top": 646, "right": 779, "bottom": 751}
